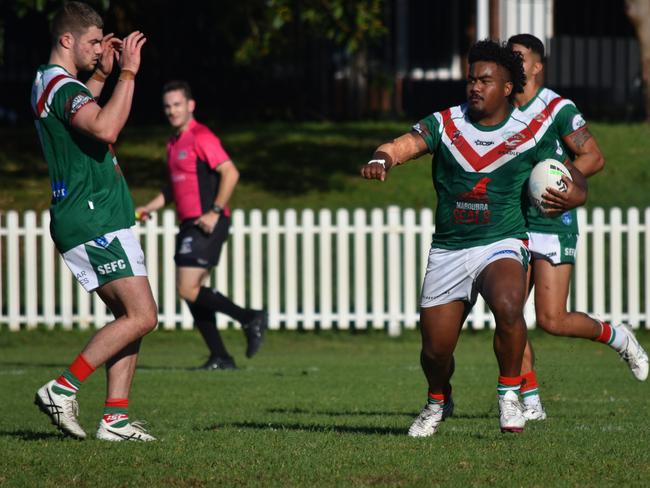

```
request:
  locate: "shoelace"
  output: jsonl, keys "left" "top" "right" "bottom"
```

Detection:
{"left": 62, "top": 396, "right": 80, "bottom": 419}
{"left": 418, "top": 404, "right": 442, "bottom": 422}
{"left": 129, "top": 420, "right": 150, "bottom": 433}
{"left": 502, "top": 398, "right": 522, "bottom": 417}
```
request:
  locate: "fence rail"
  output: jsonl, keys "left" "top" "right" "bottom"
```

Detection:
{"left": 1, "top": 207, "right": 649, "bottom": 335}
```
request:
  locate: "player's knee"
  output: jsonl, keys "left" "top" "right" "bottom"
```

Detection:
{"left": 135, "top": 304, "right": 158, "bottom": 335}
{"left": 491, "top": 297, "right": 523, "bottom": 328}
{"left": 177, "top": 282, "right": 199, "bottom": 302}
{"left": 535, "top": 311, "right": 564, "bottom": 335}
{"left": 421, "top": 343, "right": 452, "bottom": 365}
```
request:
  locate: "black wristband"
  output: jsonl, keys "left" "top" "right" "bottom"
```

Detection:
{"left": 373, "top": 150, "right": 394, "bottom": 168}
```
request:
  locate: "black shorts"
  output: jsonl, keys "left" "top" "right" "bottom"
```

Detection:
{"left": 174, "top": 216, "right": 230, "bottom": 268}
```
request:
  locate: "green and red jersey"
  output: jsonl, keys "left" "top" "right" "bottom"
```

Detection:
{"left": 517, "top": 87, "right": 585, "bottom": 234}
{"left": 31, "top": 64, "right": 134, "bottom": 252}
{"left": 413, "top": 104, "right": 567, "bottom": 250}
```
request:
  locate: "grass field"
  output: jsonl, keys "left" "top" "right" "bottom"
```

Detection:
{"left": 1, "top": 329, "right": 649, "bottom": 487}
{"left": 2, "top": 121, "right": 650, "bottom": 212}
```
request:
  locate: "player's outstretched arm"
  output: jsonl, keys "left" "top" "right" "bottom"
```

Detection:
{"left": 71, "top": 31, "right": 146, "bottom": 144}
{"left": 563, "top": 127, "right": 605, "bottom": 177}
{"left": 360, "top": 132, "right": 429, "bottom": 182}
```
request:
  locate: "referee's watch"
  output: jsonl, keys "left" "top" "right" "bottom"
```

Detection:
{"left": 211, "top": 204, "right": 223, "bottom": 215}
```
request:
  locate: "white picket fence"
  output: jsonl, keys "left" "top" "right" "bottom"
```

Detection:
{"left": 1, "top": 207, "right": 649, "bottom": 335}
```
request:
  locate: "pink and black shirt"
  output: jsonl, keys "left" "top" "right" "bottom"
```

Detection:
{"left": 165, "top": 119, "right": 231, "bottom": 221}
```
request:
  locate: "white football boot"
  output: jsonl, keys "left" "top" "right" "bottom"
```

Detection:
{"left": 96, "top": 420, "right": 156, "bottom": 442}
{"left": 498, "top": 390, "right": 526, "bottom": 433}
{"left": 34, "top": 380, "right": 87, "bottom": 439}
{"left": 408, "top": 403, "right": 444, "bottom": 437}
{"left": 522, "top": 399, "right": 547, "bottom": 421}
{"left": 614, "top": 323, "right": 649, "bottom": 381}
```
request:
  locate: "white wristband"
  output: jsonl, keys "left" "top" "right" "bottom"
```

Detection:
{"left": 367, "top": 159, "right": 386, "bottom": 169}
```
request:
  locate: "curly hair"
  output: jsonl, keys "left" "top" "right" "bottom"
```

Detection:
{"left": 468, "top": 39, "right": 526, "bottom": 101}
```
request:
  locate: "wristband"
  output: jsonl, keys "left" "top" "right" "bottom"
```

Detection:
{"left": 90, "top": 71, "right": 107, "bottom": 83}
{"left": 119, "top": 69, "right": 136, "bottom": 81}
{"left": 367, "top": 159, "right": 386, "bottom": 169}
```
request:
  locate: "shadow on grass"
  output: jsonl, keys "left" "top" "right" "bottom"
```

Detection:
{"left": 210, "top": 421, "right": 407, "bottom": 436}
{"left": 265, "top": 407, "right": 493, "bottom": 420}
{"left": 0, "top": 430, "right": 68, "bottom": 441}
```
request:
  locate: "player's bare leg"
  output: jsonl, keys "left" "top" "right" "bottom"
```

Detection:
{"left": 477, "top": 258, "right": 528, "bottom": 433}
{"left": 82, "top": 277, "right": 158, "bottom": 366}
{"left": 534, "top": 260, "right": 648, "bottom": 379}
{"left": 91, "top": 277, "right": 157, "bottom": 441}
{"left": 408, "top": 301, "right": 466, "bottom": 437}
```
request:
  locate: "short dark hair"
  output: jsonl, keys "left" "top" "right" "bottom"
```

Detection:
{"left": 468, "top": 39, "right": 525, "bottom": 101}
{"left": 51, "top": 1, "right": 103, "bottom": 44}
{"left": 507, "top": 34, "right": 546, "bottom": 61}
{"left": 162, "top": 80, "right": 193, "bottom": 100}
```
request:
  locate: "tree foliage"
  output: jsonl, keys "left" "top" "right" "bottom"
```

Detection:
{"left": 235, "top": 0, "right": 387, "bottom": 65}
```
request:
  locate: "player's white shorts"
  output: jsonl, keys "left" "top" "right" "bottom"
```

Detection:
{"left": 527, "top": 231, "right": 578, "bottom": 265}
{"left": 62, "top": 228, "right": 147, "bottom": 292}
{"left": 420, "top": 238, "right": 529, "bottom": 308}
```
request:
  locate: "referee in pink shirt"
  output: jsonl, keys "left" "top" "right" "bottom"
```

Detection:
{"left": 137, "top": 81, "right": 267, "bottom": 370}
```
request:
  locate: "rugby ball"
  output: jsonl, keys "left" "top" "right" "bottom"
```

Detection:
{"left": 528, "top": 159, "right": 571, "bottom": 213}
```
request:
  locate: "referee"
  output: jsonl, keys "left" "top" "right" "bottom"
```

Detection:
{"left": 137, "top": 81, "right": 266, "bottom": 369}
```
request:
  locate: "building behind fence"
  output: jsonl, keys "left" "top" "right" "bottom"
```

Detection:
{"left": 1, "top": 207, "right": 649, "bottom": 335}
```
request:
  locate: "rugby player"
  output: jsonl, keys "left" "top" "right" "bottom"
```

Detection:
{"left": 136, "top": 81, "right": 267, "bottom": 370}
{"left": 508, "top": 33, "right": 648, "bottom": 421}
{"left": 32, "top": 1, "right": 156, "bottom": 441}
{"left": 361, "top": 40, "right": 585, "bottom": 436}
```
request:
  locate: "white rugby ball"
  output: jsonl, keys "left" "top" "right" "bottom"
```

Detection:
{"left": 528, "top": 159, "right": 571, "bottom": 213}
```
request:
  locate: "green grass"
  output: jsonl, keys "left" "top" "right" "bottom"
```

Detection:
{"left": 1, "top": 329, "right": 649, "bottom": 487}
{"left": 2, "top": 121, "right": 650, "bottom": 212}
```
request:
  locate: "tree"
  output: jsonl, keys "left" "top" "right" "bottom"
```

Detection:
{"left": 626, "top": 0, "right": 650, "bottom": 121}
{"left": 235, "top": 0, "right": 387, "bottom": 117}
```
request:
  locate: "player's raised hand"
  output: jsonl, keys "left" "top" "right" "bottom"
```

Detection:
{"left": 361, "top": 161, "right": 388, "bottom": 181}
{"left": 96, "top": 33, "right": 122, "bottom": 77}
{"left": 118, "top": 31, "right": 147, "bottom": 74}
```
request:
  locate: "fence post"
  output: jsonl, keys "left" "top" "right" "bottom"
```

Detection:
{"left": 250, "top": 210, "right": 264, "bottom": 310}
{"left": 645, "top": 209, "right": 650, "bottom": 328}
{"left": 609, "top": 208, "right": 623, "bottom": 324}
{"left": 162, "top": 210, "right": 176, "bottom": 330}
{"left": 387, "top": 206, "right": 402, "bottom": 336}
{"left": 403, "top": 209, "right": 417, "bottom": 330}
{"left": 284, "top": 209, "right": 298, "bottom": 330}
{"left": 231, "top": 209, "right": 246, "bottom": 328}
{"left": 353, "top": 209, "right": 368, "bottom": 330}
{"left": 301, "top": 209, "right": 316, "bottom": 330}
{"left": 7, "top": 211, "right": 20, "bottom": 331}
{"left": 40, "top": 211, "right": 56, "bottom": 329}
{"left": 626, "top": 208, "right": 640, "bottom": 326}
{"left": 592, "top": 208, "right": 606, "bottom": 319}
{"left": 24, "top": 211, "right": 38, "bottom": 329}
{"left": 575, "top": 208, "right": 589, "bottom": 314}
{"left": 370, "top": 209, "right": 385, "bottom": 329}
{"left": 336, "top": 209, "right": 350, "bottom": 330}
{"left": 319, "top": 209, "right": 333, "bottom": 329}
{"left": 267, "top": 210, "right": 280, "bottom": 329}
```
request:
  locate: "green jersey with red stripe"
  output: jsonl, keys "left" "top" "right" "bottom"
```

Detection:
{"left": 517, "top": 87, "right": 584, "bottom": 234}
{"left": 413, "top": 104, "right": 567, "bottom": 250}
{"left": 31, "top": 64, "right": 134, "bottom": 253}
